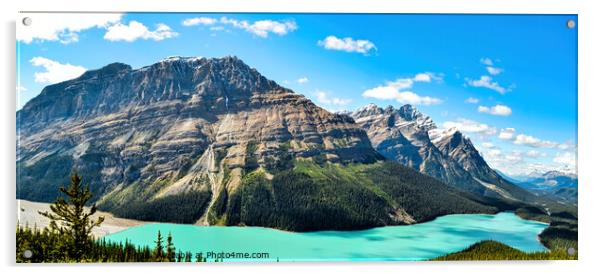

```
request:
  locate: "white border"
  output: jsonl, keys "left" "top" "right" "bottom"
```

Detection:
{"left": 2, "top": 1, "right": 601, "bottom": 275}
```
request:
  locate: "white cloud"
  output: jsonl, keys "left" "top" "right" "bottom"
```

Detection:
{"left": 363, "top": 86, "right": 399, "bottom": 100}
{"left": 104, "top": 21, "right": 178, "bottom": 42}
{"left": 387, "top": 78, "right": 414, "bottom": 90}
{"left": 17, "top": 13, "right": 123, "bottom": 44}
{"left": 468, "top": 58, "right": 510, "bottom": 92}
{"left": 558, "top": 141, "right": 576, "bottom": 151}
{"left": 487, "top": 149, "right": 503, "bottom": 158}
{"left": 210, "top": 26, "right": 226, "bottom": 32}
{"left": 480, "top": 57, "right": 503, "bottom": 75}
{"left": 480, "top": 57, "right": 494, "bottom": 66}
{"left": 499, "top": 130, "right": 572, "bottom": 152}
{"left": 477, "top": 104, "right": 512, "bottom": 116}
{"left": 395, "top": 91, "right": 441, "bottom": 105}
{"left": 362, "top": 73, "right": 443, "bottom": 106}
{"left": 558, "top": 143, "right": 570, "bottom": 150}
{"left": 30, "top": 57, "right": 86, "bottom": 84}
{"left": 481, "top": 149, "right": 532, "bottom": 176}
{"left": 483, "top": 149, "right": 524, "bottom": 165}
{"left": 486, "top": 66, "right": 503, "bottom": 75}
{"left": 413, "top": 72, "right": 443, "bottom": 83}
{"left": 526, "top": 150, "right": 546, "bottom": 158}
{"left": 484, "top": 148, "right": 576, "bottom": 176}
{"left": 505, "top": 151, "right": 523, "bottom": 162}
{"left": 313, "top": 90, "right": 352, "bottom": 107}
{"left": 297, "top": 77, "right": 309, "bottom": 84}
{"left": 498, "top": 128, "right": 516, "bottom": 140}
{"left": 482, "top": 142, "right": 496, "bottom": 149}
{"left": 318, "top": 35, "right": 376, "bottom": 54}
{"left": 496, "top": 161, "right": 575, "bottom": 177}
{"left": 182, "top": 16, "right": 296, "bottom": 38}
{"left": 466, "top": 75, "right": 510, "bottom": 94}
{"left": 441, "top": 119, "right": 497, "bottom": 136}
{"left": 182, "top": 17, "right": 217, "bottom": 26}
{"left": 465, "top": 97, "right": 479, "bottom": 104}
{"left": 513, "top": 134, "right": 558, "bottom": 148}
{"left": 16, "top": 86, "right": 27, "bottom": 92}
{"left": 413, "top": 73, "right": 432, "bottom": 82}
{"left": 219, "top": 17, "right": 296, "bottom": 38}
{"left": 553, "top": 152, "right": 576, "bottom": 167}
{"left": 363, "top": 87, "right": 441, "bottom": 106}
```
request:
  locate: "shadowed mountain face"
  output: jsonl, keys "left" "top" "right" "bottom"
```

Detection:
{"left": 351, "top": 104, "right": 535, "bottom": 202}
{"left": 432, "top": 129, "right": 536, "bottom": 202}
{"left": 351, "top": 104, "right": 486, "bottom": 195}
{"left": 17, "top": 56, "right": 497, "bottom": 230}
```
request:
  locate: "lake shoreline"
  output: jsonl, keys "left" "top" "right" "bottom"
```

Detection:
{"left": 18, "top": 199, "right": 550, "bottom": 238}
{"left": 18, "top": 199, "right": 552, "bottom": 261}
{"left": 102, "top": 212, "right": 549, "bottom": 262}
{"left": 17, "top": 199, "right": 146, "bottom": 238}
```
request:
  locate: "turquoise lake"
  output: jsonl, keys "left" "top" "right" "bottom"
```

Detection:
{"left": 103, "top": 212, "right": 548, "bottom": 261}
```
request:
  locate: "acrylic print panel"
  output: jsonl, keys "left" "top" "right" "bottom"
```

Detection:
{"left": 16, "top": 12, "right": 577, "bottom": 263}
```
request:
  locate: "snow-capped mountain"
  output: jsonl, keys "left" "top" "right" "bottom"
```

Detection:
{"left": 19, "top": 56, "right": 503, "bottom": 230}
{"left": 352, "top": 104, "right": 535, "bottom": 201}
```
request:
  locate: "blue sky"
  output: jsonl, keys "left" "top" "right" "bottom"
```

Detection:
{"left": 16, "top": 13, "right": 577, "bottom": 176}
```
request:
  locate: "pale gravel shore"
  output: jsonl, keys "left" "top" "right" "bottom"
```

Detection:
{"left": 17, "top": 199, "right": 145, "bottom": 238}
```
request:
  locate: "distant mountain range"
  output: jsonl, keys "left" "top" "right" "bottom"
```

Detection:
{"left": 511, "top": 171, "right": 578, "bottom": 205}
{"left": 16, "top": 56, "right": 567, "bottom": 231}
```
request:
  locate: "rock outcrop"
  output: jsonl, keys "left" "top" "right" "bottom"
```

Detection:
{"left": 17, "top": 56, "right": 379, "bottom": 224}
{"left": 352, "top": 104, "right": 535, "bottom": 201}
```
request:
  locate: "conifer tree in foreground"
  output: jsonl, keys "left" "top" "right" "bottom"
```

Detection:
{"left": 154, "top": 230, "right": 164, "bottom": 261}
{"left": 39, "top": 172, "right": 105, "bottom": 260}
{"left": 185, "top": 251, "right": 193, "bottom": 262}
{"left": 195, "top": 252, "right": 204, "bottom": 262}
{"left": 166, "top": 232, "right": 175, "bottom": 262}
{"left": 18, "top": 172, "right": 181, "bottom": 262}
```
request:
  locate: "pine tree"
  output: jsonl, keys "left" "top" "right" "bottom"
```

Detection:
{"left": 176, "top": 250, "right": 184, "bottom": 262}
{"left": 153, "top": 230, "right": 164, "bottom": 261}
{"left": 38, "top": 172, "right": 104, "bottom": 260}
{"left": 195, "top": 252, "right": 203, "bottom": 262}
{"left": 185, "top": 251, "right": 192, "bottom": 262}
{"left": 166, "top": 232, "right": 175, "bottom": 262}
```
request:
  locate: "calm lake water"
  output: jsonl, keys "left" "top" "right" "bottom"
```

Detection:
{"left": 103, "top": 212, "right": 548, "bottom": 261}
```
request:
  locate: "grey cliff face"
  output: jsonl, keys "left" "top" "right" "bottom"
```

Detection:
{"left": 17, "top": 56, "right": 540, "bottom": 228}
{"left": 433, "top": 129, "right": 497, "bottom": 183}
{"left": 351, "top": 104, "right": 486, "bottom": 194}
{"left": 17, "top": 56, "right": 380, "bottom": 211}
{"left": 352, "top": 104, "right": 535, "bottom": 201}
{"left": 431, "top": 128, "right": 534, "bottom": 201}
{"left": 18, "top": 56, "right": 280, "bottom": 130}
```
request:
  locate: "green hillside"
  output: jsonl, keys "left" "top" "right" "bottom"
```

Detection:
{"left": 433, "top": 240, "right": 577, "bottom": 261}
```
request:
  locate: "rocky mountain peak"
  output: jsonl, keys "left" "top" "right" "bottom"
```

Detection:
{"left": 78, "top": 62, "right": 132, "bottom": 81}
{"left": 398, "top": 104, "right": 415, "bottom": 114}
{"left": 17, "top": 56, "right": 284, "bottom": 129}
{"left": 437, "top": 128, "right": 467, "bottom": 148}
{"left": 352, "top": 103, "right": 384, "bottom": 119}
{"left": 383, "top": 105, "right": 396, "bottom": 114}
{"left": 434, "top": 129, "right": 478, "bottom": 159}
{"left": 429, "top": 127, "right": 459, "bottom": 144}
{"left": 351, "top": 104, "right": 436, "bottom": 131}
{"left": 159, "top": 55, "right": 204, "bottom": 63}
{"left": 17, "top": 56, "right": 383, "bottom": 212}
{"left": 396, "top": 105, "right": 435, "bottom": 131}
{"left": 351, "top": 104, "right": 486, "bottom": 194}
